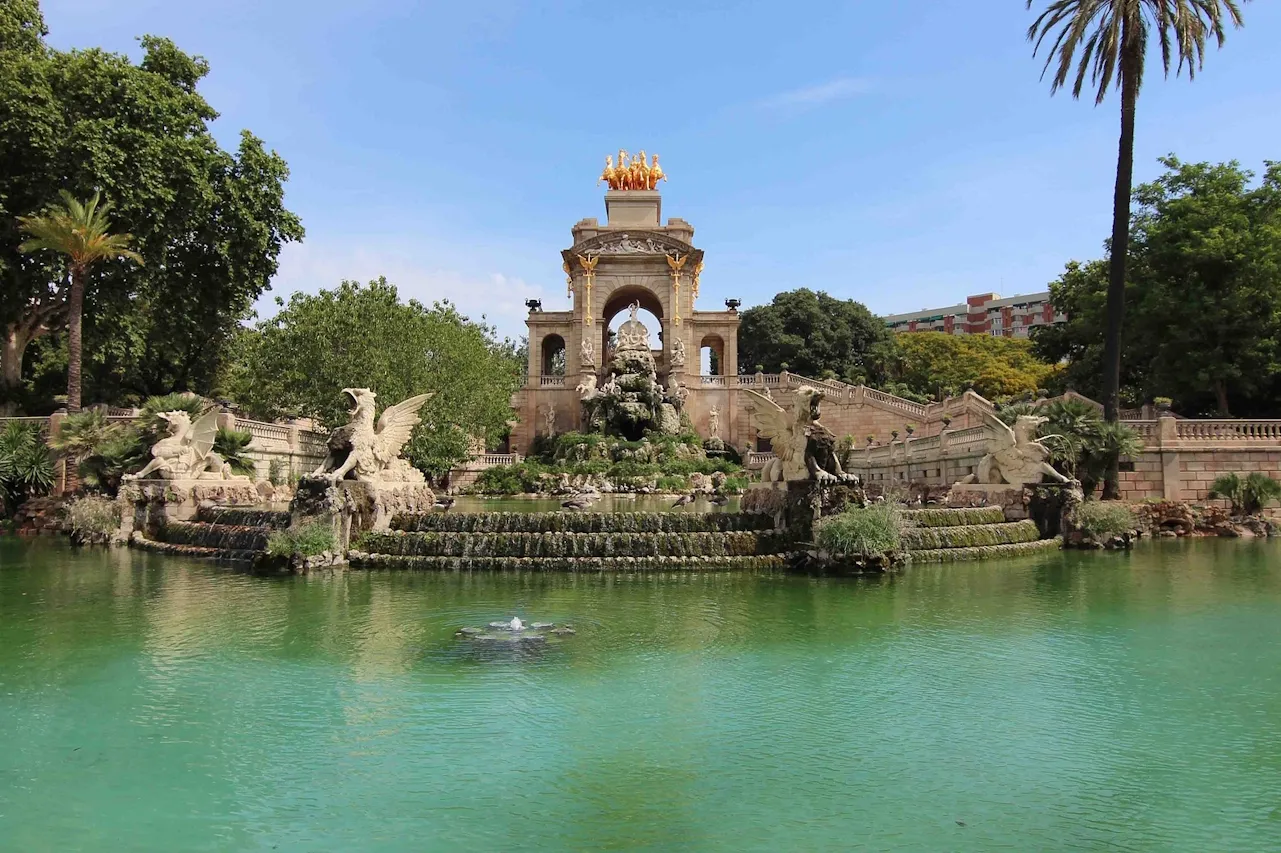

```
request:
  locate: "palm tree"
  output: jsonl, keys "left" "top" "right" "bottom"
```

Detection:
{"left": 1027, "top": 0, "right": 1245, "bottom": 497}
{"left": 17, "top": 191, "right": 143, "bottom": 412}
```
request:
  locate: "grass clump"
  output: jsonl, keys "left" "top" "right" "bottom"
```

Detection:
{"left": 1073, "top": 501, "right": 1136, "bottom": 539}
{"left": 814, "top": 503, "right": 904, "bottom": 559}
{"left": 64, "top": 495, "right": 120, "bottom": 544}
{"left": 266, "top": 522, "right": 335, "bottom": 558}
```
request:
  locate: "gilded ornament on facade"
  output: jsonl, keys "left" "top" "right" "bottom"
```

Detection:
{"left": 599, "top": 150, "right": 667, "bottom": 191}
{"left": 576, "top": 253, "right": 599, "bottom": 326}
{"left": 666, "top": 252, "right": 687, "bottom": 326}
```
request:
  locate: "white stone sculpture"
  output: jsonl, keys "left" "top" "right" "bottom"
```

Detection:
{"left": 708, "top": 406, "right": 720, "bottom": 439}
{"left": 743, "top": 385, "right": 856, "bottom": 483}
{"left": 312, "top": 388, "right": 433, "bottom": 484}
{"left": 543, "top": 402, "right": 557, "bottom": 436}
{"left": 615, "top": 302, "right": 650, "bottom": 351}
{"left": 958, "top": 414, "right": 1071, "bottom": 488}
{"left": 670, "top": 337, "right": 686, "bottom": 368}
{"left": 575, "top": 373, "right": 598, "bottom": 400}
{"left": 580, "top": 336, "right": 594, "bottom": 366}
{"left": 124, "top": 409, "right": 236, "bottom": 481}
{"left": 665, "top": 375, "right": 687, "bottom": 410}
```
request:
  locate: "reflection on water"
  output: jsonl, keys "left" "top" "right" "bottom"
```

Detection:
{"left": 1, "top": 538, "right": 1279, "bottom": 851}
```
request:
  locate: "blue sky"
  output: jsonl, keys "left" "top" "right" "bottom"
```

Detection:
{"left": 41, "top": 0, "right": 1281, "bottom": 341}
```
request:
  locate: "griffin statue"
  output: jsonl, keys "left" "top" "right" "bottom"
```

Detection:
{"left": 957, "top": 414, "right": 1071, "bottom": 489}
{"left": 743, "top": 385, "right": 858, "bottom": 484}
{"left": 312, "top": 388, "right": 433, "bottom": 484}
{"left": 124, "top": 410, "right": 235, "bottom": 481}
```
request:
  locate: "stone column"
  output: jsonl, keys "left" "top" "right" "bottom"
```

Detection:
{"left": 1158, "top": 412, "right": 1181, "bottom": 500}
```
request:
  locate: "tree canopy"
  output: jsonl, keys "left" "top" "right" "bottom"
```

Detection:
{"left": 736, "top": 289, "right": 892, "bottom": 383}
{"left": 226, "top": 278, "right": 523, "bottom": 477}
{"left": 1035, "top": 157, "right": 1281, "bottom": 416}
{"left": 0, "top": 1, "right": 303, "bottom": 410}
{"left": 881, "top": 331, "right": 1061, "bottom": 402}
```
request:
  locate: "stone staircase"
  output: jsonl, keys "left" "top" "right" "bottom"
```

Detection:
{"left": 901, "top": 507, "right": 1059, "bottom": 562}
{"left": 350, "top": 511, "right": 791, "bottom": 571}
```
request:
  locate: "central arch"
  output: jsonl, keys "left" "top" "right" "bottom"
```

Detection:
{"left": 599, "top": 285, "right": 665, "bottom": 367}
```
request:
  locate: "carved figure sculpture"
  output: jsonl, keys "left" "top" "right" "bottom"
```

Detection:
{"left": 125, "top": 409, "right": 232, "bottom": 481}
{"left": 575, "top": 373, "right": 598, "bottom": 401}
{"left": 543, "top": 403, "right": 557, "bottom": 437}
{"left": 580, "top": 336, "right": 594, "bottom": 366}
{"left": 597, "top": 155, "right": 616, "bottom": 188}
{"left": 743, "top": 386, "right": 858, "bottom": 484}
{"left": 670, "top": 337, "right": 686, "bottom": 368}
{"left": 312, "top": 388, "right": 432, "bottom": 484}
{"left": 958, "top": 414, "right": 1071, "bottom": 488}
{"left": 615, "top": 302, "right": 650, "bottom": 351}
{"left": 708, "top": 406, "right": 720, "bottom": 439}
{"left": 665, "top": 375, "right": 687, "bottom": 411}
{"left": 647, "top": 154, "right": 666, "bottom": 190}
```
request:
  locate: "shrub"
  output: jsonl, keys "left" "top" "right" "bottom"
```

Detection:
{"left": 814, "top": 504, "right": 904, "bottom": 559}
{"left": 268, "top": 459, "right": 286, "bottom": 486}
{"left": 213, "top": 427, "right": 257, "bottom": 476}
{"left": 1073, "top": 501, "right": 1135, "bottom": 539}
{"left": 1209, "top": 473, "right": 1281, "bottom": 516}
{"left": 266, "top": 522, "right": 336, "bottom": 558}
{"left": 0, "top": 422, "right": 54, "bottom": 515}
{"left": 65, "top": 495, "right": 120, "bottom": 544}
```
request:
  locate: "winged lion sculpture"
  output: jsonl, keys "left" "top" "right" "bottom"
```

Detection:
{"left": 313, "top": 388, "right": 434, "bottom": 484}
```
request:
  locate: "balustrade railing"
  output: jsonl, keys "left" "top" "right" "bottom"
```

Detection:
{"left": 1175, "top": 420, "right": 1281, "bottom": 442}
{"left": 745, "top": 451, "right": 775, "bottom": 467}
{"left": 539, "top": 376, "right": 566, "bottom": 388}
{"left": 240, "top": 419, "right": 292, "bottom": 445}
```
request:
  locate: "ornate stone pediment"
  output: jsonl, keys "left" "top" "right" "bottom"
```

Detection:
{"left": 563, "top": 231, "right": 701, "bottom": 264}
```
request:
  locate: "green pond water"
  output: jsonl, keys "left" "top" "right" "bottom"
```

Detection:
{"left": 1, "top": 539, "right": 1279, "bottom": 852}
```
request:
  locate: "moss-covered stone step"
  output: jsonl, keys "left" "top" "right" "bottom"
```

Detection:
{"left": 159, "top": 520, "right": 272, "bottom": 552}
{"left": 193, "top": 507, "right": 291, "bottom": 528}
{"left": 359, "top": 529, "right": 793, "bottom": 559}
{"left": 130, "top": 533, "right": 261, "bottom": 564}
{"left": 348, "top": 552, "right": 789, "bottom": 572}
{"left": 907, "top": 537, "right": 1061, "bottom": 563}
{"left": 901, "top": 507, "right": 1007, "bottom": 528}
{"left": 391, "top": 511, "right": 775, "bottom": 534}
{"left": 902, "top": 520, "right": 1040, "bottom": 550}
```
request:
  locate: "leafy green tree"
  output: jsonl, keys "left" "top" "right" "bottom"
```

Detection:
{"left": 885, "top": 332, "right": 1060, "bottom": 402}
{"left": 737, "top": 289, "right": 891, "bottom": 382}
{"left": 18, "top": 191, "right": 143, "bottom": 412}
{"left": 1036, "top": 158, "right": 1281, "bottom": 417}
{"left": 1128, "top": 157, "right": 1281, "bottom": 415}
{"left": 231, "top": 278, "right": 522, "bottom": 477}
{"left": 0, "top": 3, "right": 303, "bottom": 409}
{"left": 1027, "top": 0, "right": 1247, "bottom": 498}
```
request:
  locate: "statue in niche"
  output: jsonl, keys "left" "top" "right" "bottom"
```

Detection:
{"left": 670, "top": 337, "right": 686, "bottom": 368}
{"left": 542, "top": 403, "right": 557, "bottom": 437}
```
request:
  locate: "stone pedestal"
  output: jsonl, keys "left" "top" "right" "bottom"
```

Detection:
{"left": 290, "top": 476, "right": 435, "bottom": 555}
{"left": 116, "top": 477, "right": 257, "bottom": 542}
{"left": 604, "top": 190, "right": 661, "bottom": 226}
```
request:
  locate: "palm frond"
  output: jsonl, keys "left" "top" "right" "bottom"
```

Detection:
{"left": 18, "top": 190, "right": 145, "bottom": 268}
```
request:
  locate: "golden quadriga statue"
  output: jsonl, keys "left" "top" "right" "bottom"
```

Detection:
{"left": 599, "top": 150, "right": 666, "bottom": 191}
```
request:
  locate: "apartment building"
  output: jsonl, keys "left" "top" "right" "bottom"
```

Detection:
{"left": 883, "top": 291, "right": 1066, "bottom": 338}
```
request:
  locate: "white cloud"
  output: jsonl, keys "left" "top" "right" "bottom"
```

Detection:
{"left": 759, "top": 77, "right": 873, "bottom": 110}
{"left": 260, "top": 238, "right": 556, "bottom": 342}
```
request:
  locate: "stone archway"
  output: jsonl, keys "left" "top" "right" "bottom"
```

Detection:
{"left": 540, "top": 333, "right": 566, "bottom": 376}
{"left": 600, "top": 285, "right": 664, "bottom": 370}
{"left": 699, "top": 333, "right": 726, "bottom": 376}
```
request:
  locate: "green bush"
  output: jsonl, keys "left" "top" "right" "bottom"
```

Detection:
{"left": 814, "top": 504, "right": 904, "bottom": 559}
{"left": 1073, "top": 501, "right": 1135, "bottom": 539}
{"left": 65, "top": 495, "right": 120, "bottom": 543}
{"left": 266, "top": 522, "right": 336, "bottom": 558}
{"left": 268, "top": 459, "right": 286, "bottom": 486}
{"left": 1209, "top": 473, "right": 1281, "bottom": 516}
{"left": 0, "top": 422, "right": 54, "bottom": 515}
{"left": 213, "top": 426, "right": 257, "bottom": 476}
